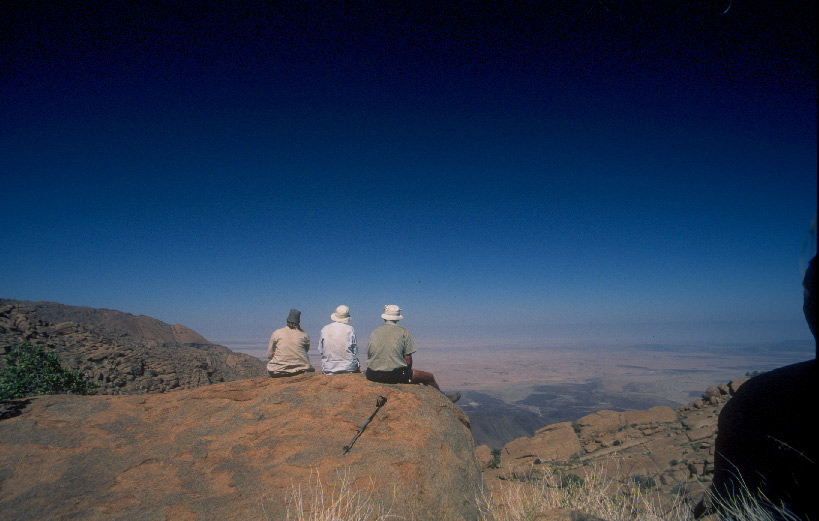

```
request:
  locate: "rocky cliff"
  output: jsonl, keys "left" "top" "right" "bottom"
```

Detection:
{"left": 0, "top": 300, "right": 266, "bottom": 394}
{"left": 2, "top": 299, "right": 213, "bottom": 346}
{"left": 478, "top": 377, "right": 750, "bottom": 511}
{"left": 0, "top": 373, "right": 483, "bottom": 520}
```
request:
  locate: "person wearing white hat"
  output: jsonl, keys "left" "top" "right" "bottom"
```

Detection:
{"left": 366, "top": 305, "right": 460, "bottom": 403}
{"left": 318, "top": 305, "right": 360, "bottom": 374}
{"left": 267, "top": 308, "right": 315, "bottom": 377}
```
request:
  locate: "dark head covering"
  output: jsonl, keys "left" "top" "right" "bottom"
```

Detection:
{"left": 287, "top": 309, "right": 301, "bottom": 324}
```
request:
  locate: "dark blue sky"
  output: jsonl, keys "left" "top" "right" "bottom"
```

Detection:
{"left": 2, "top": 1, "right": 816, "bottom": 348}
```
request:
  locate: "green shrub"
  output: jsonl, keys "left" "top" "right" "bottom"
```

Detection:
{"left": 670, "top": 484, "right": 688, "bottom": 496}
{"left": 559, "top": 473, "right": 585, "bottom": 488}
{"left": 0, "top": 342, "right": 99, "bottom": 399}
{"left": 630, "top": 474, "right": 657, "bottom": 490}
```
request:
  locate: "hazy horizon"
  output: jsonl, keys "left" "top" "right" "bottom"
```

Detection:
{"left": 216, "top": 335, "right": 815, "bottom": 391}
{"left": 213, "top": 325, "right": 815, "bottom": 362}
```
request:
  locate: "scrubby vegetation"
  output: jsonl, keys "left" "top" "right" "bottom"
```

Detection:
{"left": 478, "top": 465, "right": 689, "bottom": 521}
{"left": 0, "top": 342, "right": 99, "bottom": 399}
{"left": 479, "top": 464, "right": 800, "bottom": 521}
{"left": 486, "top": 449, "right": 502, "bottom": 470}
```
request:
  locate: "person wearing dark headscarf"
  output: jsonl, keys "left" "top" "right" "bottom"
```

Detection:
{"left": 266, "top": 309, "right": 315, "bottom": 377}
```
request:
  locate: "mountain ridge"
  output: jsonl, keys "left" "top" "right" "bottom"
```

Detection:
{"left": 0, "top": 299, "right": 266, "bottom": 394}
{"left": 1, "top": 299, "right": 212, "bottom": 346}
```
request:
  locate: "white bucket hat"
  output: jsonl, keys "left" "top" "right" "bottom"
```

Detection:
{"left": 381, "top": 304, "right": 403, "bottom": 321}
{"left": 331, "top": 305, "right": 351, "bottom": 323}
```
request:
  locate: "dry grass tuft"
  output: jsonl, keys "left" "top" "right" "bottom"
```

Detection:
{"left": 707, "top": 484, "right": 802, "bottom": 521}
{"left": 278, "top": 470, "right": 398, "bottom": 521}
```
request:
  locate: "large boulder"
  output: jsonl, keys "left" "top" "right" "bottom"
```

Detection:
{"left": 0, "top": 374, "right": 483, "bottom": 520}
{"left": 574, "top": 406, "right": 677, "bottom": 437}
{"left": 501, "top": 422, "right": 581, "bottom": 467}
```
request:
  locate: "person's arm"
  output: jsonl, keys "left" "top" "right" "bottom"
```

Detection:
{"left": 267, "top": 334, "right": 276, "bottom": 360}
{"left": 404, "top": 354, "right": 413, "bottom": 369}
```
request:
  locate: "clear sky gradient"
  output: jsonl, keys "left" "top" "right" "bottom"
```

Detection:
{"left": 2, "top": 1, "right": 816, "bottom": 349}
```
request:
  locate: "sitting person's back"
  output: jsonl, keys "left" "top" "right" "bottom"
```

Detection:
{"left": 367, "top": 319, "right": 414, "bottom": 377}
{"left": 267, "top": 308, "right": 314, "bottom": 377}
{"left": 319, "top": 305, "right": 360, "bottom": 374}
{"left": 366, "top": 304, "right": 459, "bottom": 402}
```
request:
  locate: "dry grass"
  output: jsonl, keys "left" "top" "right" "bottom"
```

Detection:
{"left": 277, "top": 470, "right": 399, "bottom": 521}
{"left": 478, "top": 465, "right": 693, "bottom": 521}
{"left": 707, "top": 484, "right": 802, "bottom": 521}
{"left": 477, "top": 464, "right": 800, "bottom": 521}
{"left": 270, "top": 465, "right": 799, "bottom": 521}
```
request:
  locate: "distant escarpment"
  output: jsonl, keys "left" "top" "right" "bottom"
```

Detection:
{"left": 0, "top": 299, "right": 266, "bottom": 394}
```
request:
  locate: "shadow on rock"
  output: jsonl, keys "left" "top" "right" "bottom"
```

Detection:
{"left": 0, "top": 399, "right": 31, "bottom": 420}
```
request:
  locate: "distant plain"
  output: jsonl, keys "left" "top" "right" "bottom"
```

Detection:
{"left": 223, "top": 339, "right": 814, "bottom": 448}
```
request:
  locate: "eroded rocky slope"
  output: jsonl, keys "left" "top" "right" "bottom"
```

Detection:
{"left": 478, "top": 378, "right": 749, "bottom": 510}
{"left": 0, "top": 300, "right": 266, "bottom": 394}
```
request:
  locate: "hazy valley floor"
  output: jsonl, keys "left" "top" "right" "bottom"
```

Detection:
{"left": 223, "top": 340, "right": 814, "bottom": 448}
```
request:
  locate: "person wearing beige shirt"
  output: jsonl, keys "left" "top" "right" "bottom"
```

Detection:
{"left": 267, "top": 308, "right": 315, "bottom": 377}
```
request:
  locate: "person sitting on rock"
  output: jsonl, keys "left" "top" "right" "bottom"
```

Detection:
{"left": 318, "top": 305, "right": 360, "bottom": 374}
{"left": 267, "top": 308, "right": 315, "bottom": 377}
{"left": 365, "top": 304, "right": 460, "bottom": 403}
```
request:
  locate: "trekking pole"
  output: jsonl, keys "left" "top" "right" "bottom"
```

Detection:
{"left": 343, "top": 395, "right": 387, "bottom": 455}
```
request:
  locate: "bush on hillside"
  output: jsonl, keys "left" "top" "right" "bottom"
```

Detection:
{"left": 0, "top": 342, "right": 99, "bottom": 400}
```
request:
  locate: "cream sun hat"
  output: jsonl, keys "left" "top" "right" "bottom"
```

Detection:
{"left": 331, "top": 305, "right": 351, "bottom": 323}
{"left": 381, "top": 304, "right": 403, "bottom": 321}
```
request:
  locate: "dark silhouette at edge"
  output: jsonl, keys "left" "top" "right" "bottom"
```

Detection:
{"left": 695, "top": 255, "right": 817, "bottom": 519}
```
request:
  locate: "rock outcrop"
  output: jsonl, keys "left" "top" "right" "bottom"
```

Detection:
{"left": 0, "top": 300, "right": 266, "bottom": 394}
{"left": 0, "top": 373, "right": 483, "bottom": 520}
{"left": 482, "top": 377, "right": 752, "bottom": 509}
{"left": 501, "top": 422, "right": 582, "bottom": 466}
